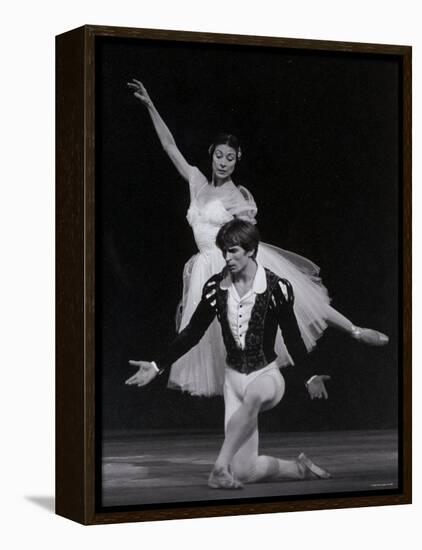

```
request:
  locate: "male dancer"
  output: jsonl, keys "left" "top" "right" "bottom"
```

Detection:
{"left": 126, "top": 219, "right": 331, "bottom": 489}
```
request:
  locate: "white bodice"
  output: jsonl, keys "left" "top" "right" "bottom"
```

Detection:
{"left": 187, "top": 198, "right": 232, "bottom": 253}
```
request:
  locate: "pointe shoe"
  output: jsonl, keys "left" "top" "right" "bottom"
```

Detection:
{"left": 351, "top": 326, "right": 389, "bottom": 346}
{"left": 208, "top": 466, "right": 244, "bottom": 489}
{"left": 297, "top": 452, "right": 331, "bottom": 480}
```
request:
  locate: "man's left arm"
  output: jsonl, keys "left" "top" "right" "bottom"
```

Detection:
{"left": 273, "top": 279, "right": 330, "bottom": 399}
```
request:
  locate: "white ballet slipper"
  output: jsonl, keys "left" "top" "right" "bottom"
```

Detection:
{"left": 297, "top": 452, "right": 331, "bottom": 480}
{"left": 351, "top": 326, "right": 389, "bottom": 346}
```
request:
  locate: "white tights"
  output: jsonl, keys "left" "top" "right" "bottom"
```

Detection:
{"left": 220, "top": 364, "right": 304, "bottom": 483}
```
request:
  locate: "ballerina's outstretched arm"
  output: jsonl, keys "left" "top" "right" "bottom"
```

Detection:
{"left": 127, "top": 78, "right": 195, "bottom": 182}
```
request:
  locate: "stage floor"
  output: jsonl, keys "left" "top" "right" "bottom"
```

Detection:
{"left": 101, "top": 429, "right": 398, "bottom": 507}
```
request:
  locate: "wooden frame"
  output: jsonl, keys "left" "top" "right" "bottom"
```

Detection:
{"left": 56, "top": 25, "right": 412, "bottom": 525}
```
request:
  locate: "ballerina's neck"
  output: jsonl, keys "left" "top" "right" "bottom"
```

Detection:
{"left": 210, "top": 177, "right": 233, "bottom": 188}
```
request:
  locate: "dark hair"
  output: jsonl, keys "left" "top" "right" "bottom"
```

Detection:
{"left": 216, "top": 219, "right": 260, "bottom": 259}
{"left": 208, "top": 133, "right": 242, "bottom": 161}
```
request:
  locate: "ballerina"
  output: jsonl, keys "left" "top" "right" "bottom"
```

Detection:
{"left": 127, "top": 78, "right": 388, "bottom": 397}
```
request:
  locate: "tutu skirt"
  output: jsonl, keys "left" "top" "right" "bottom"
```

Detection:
{"left": 168, "top": 242, "right": 331, "bottom": 396}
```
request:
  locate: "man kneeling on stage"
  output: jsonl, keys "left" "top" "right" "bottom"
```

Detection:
{"left": 126, "top": 219, "right": 332, "bottom": 489}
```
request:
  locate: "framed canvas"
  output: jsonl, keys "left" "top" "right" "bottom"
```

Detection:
{"left": 56, "top": 25, "right": 411, "bottom": 525}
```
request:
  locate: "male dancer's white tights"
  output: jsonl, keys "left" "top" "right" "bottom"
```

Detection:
{"left": 222, "top": 363, "right": 304, "bottom": 483}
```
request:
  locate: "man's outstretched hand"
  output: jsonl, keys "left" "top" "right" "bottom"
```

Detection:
{"left": 306, "top": 375, "right": 331, "bottom": 400}
{"left": 125, "top": 360, "right": 158, "bottom": 387}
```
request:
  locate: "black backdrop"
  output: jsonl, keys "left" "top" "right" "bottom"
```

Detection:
{"left": 96, "top": 37, "right": 400, "bottom": 433}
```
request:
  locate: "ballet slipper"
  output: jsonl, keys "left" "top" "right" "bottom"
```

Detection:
{"left": 351, "top": 326, "right": 389, "bottom": 346}
{"left": 297, "top": 452, "right": 331, "bottom": 480}
{"left": 208, "top": 465, "right": 244, "bottom": 489}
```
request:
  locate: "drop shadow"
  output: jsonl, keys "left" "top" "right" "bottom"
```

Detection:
{"left": 25, "top": 496, "right": 55, "bottom": 513}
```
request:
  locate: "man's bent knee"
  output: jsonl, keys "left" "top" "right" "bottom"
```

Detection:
{"left": 231, "top": 458, "right": 258, "bottom": 483}
{"left": 232, "top": 456, "right": 279, "bottom": 483}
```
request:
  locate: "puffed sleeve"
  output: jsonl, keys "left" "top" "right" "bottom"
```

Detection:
{"left": 232, "top": 185, "right": 258, "bottom": 224}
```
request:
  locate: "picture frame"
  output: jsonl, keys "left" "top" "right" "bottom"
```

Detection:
{"left": 56, "top": 24, "right": 412, "bottom": 525}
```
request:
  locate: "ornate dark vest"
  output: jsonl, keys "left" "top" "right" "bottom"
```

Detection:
{"left": 215, "top": 268, "right": 280, "bottom": 374}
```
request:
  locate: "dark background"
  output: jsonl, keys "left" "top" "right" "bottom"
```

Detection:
{"left": 96, "top": 37, "right": 400, "bottom": 433}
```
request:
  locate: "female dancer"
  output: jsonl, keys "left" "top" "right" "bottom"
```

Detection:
{"left": 127, "top": 79, "right": 388, "bottom": 397}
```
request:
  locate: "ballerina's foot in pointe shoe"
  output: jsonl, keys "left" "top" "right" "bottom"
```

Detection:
{"left": 351, "top": 326, "right": 389, "bottom": 346}
{"left": 297, "top": 453, "right": 331, "bottom": 480}
{"left": 208, "top": 466, "right": 244, "bottom": 489}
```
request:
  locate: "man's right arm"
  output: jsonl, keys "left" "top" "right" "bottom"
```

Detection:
{"left": 153, "top": 278, "right": 219, "bottom": 372}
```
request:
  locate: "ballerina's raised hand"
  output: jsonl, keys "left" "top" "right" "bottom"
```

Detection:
{"left": 127, "top": 78, "right": 153, "bottom": 107}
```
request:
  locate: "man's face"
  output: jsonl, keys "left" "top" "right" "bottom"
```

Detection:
{"left": 223, "top": 245, "right": 254, "bottom": 274}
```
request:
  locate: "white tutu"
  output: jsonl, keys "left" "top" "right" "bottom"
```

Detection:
{"left": 167, "top": 167, "right": 331, "bottom": 396}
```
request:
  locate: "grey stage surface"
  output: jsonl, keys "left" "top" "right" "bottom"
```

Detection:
{"left": 101, "top": 429, "right": 398, "bottom": 507}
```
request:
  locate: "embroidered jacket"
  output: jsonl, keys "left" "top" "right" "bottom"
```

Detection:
{"left": 156, "top": 266, "right": 311, "bottom": 379}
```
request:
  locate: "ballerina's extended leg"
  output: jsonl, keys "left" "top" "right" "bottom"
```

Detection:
{"left": 325, "top": 305, "right": 389, "bottom": 346}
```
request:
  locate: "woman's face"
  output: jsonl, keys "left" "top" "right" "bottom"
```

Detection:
{"left": 212, "top": 144, "right": 237, "bottom": 181}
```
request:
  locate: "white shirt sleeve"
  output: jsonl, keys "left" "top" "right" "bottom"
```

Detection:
{"left": 305, "top": 375, "right": 319, "bottom": 386}
{"left": 150, "top": 361, "right": 160, "bottom": 373}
